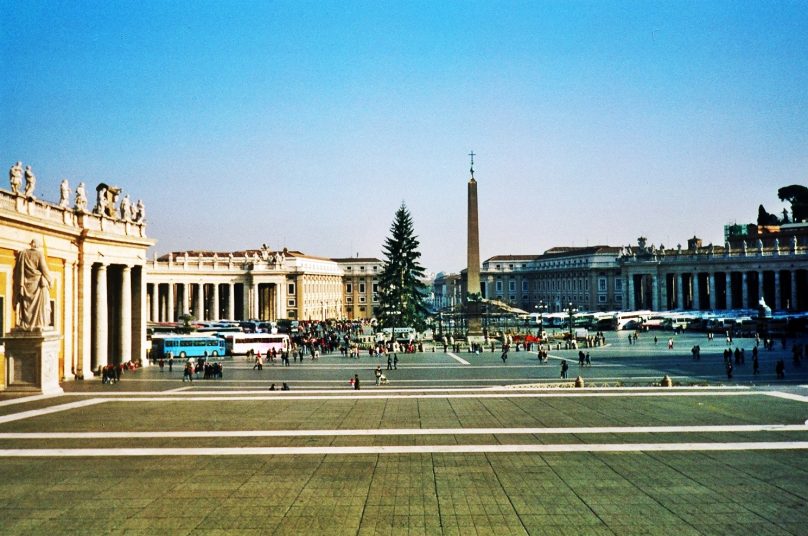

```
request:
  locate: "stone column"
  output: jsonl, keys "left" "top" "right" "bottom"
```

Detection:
{"left": 725, "top": 272, "right": 733, "bottom": 310}
{"left": 692, "top": 272, "right": 700, "bottom": 311}
{"left": 676, "top": 273, "right": 684, "bottom": 310}
{"left": 626, "top": 274, "right": 635, "bottom": 310}
{"left": 212, "top": 283, "right": 220, "bottom": 321}
{"left": 758, "top": 270, "right": 764, "bottom": 306}
{"left": 791, "top": 271, "right": 798, "bottom": 312}
{"left": 62, "top": 261, "right": 75, "bottom": 381}
{"left": 227, "top": 283, "right": 235, "bottom": 320}
{"left": 708, "top": 273, "right": 716, "bottom": 310}
{"left": 182, "top": 283, "right": 190, "bottom": 316}
{"left": 93, "top": 264, "right": 108, "bottom": 370}
{"left": 774, "top": 271, "right": 782, "bottom": 311}
{"left": 119, "top": 265, "right": 132, "bottom": 364}
{"left": 651, "top": 275, "right": 659, "bottom": 311}
{"left": 251, "top": 283, "right": 259, "bottom": 319}
{"left": 76, "top": 261, "right": 93, "bottom": 379}
{"left": 132, "top": 267, "right": 147, "bottom": 366}
{"left": 150, "top": 283, "right": 159, "bottom": 322}
{"left": 742, "top": 272, "right": 749, "bottom": 309}
{"left": 167, "top": 283, "right": 175, "bottom": 322}
{"left": 194, "top": 283, "right": 203, "bottom": 321}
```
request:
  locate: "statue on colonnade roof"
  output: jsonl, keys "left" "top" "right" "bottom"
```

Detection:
{"left": 9, "top": 161, "right": 22, "bottom": 195}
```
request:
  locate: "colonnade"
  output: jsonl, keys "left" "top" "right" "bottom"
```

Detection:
{"left": 627, "top": 268, "right": 808, "bottom": 312}
{"left": 83, "top": 262, "right": 146, "bottom": 373}
{"left": 146, "top": 280, "right": 283, "bottom": 322}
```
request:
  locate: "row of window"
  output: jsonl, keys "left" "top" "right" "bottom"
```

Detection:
{"left": 345, "top": 282, "right": 379, "bottom": 294}
{"left": 492, "top": 277, "right": 623, "bottom": 293}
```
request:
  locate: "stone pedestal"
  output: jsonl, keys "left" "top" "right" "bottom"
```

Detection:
{"left": 2, "top": 329, "right": 63, "bottom": 395}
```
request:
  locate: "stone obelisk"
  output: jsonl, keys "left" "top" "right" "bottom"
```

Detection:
{"left": 466, "top": 151, "right": 483, "bottom": 337}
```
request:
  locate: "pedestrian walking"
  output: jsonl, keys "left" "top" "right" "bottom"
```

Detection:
{"left": 501, "top": 343, "right": 509, "bottom": 363}
{"left": 560, "top": 359, "right": 569, "bottom": 379}
{"left": 375, "top": 365, "right": 382, "bottom": 385}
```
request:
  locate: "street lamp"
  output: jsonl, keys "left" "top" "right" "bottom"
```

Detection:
{"left": 567, "top": 302, "right": 578, "bottom": 340}
{"left": 534, "top": 300, "right": 547, "bottom": 337}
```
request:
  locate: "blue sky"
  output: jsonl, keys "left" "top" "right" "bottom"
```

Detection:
{"left": 2, "top": 0, "right": 806, "bottom": 273}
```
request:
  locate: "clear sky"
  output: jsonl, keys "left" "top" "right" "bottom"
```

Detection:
{"left": 2, "top": 1, "right": 806, "bottom": 273}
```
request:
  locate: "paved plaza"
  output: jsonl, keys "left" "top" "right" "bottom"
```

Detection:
{"left": 1, "top": 331, "right": 808, "bottom": 535}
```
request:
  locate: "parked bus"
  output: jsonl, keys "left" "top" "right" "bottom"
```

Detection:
{"left": 150, "top": 335, "right": 226, "bottom": 359}
{"left": 224, "top": 333, "right": 290, "bottom": 356}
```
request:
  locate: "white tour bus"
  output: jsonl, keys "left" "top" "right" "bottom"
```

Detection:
{"left": 224, "top": 333, "right": 290, "bottom": 356}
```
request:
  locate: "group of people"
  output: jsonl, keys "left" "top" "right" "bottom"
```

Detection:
{"left": 100, "top": 361, "right": 139, "bottom": 384}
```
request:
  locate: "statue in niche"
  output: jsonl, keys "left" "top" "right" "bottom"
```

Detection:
{"left": 23, "top": 165, "right": 36, "bottom": 198}
{"left": 12, "top": 239, "right": 52, "bottom": 331}
{"left": 9, "top": 161, "right": 23, "bottom": 195}
{"left": 74, "top": 182, "right": 88, "bottom": 212}
{"left": 58, "top": 179, "right": 71, "bottom": 208}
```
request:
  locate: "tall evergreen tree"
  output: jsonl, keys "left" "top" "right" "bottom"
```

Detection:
{"left": 376, "top": 203, "right": 430, "bottom": 332}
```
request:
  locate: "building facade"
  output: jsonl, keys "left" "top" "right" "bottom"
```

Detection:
{"left": 476, "top": 247, "right": 624, "bottom": 313}
{"left": 1, "top": 178, "right": 153, "bottom": 387}
{"left": 145, "top": 247, "right": 346, "bottom": 323}
{"left": 333, "top": 257, "right": 382, "bottom": 321}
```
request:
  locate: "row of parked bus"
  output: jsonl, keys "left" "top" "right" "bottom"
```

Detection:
{"left": 150, "top": 333, "right": 290, "bottom": 360}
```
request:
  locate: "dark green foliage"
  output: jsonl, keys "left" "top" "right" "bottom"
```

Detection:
{"left": 778, "top": 184, "right": 808, "bottom": 223}
{"left": 375, "top": 203, "right": 430, "bottom": 332}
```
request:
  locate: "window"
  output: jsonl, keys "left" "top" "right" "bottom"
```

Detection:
{"left": 372, "top": 282, "right": 379, "bottom": 293}
{"left": 522, "top": 280, "right": 529, "bottom": 292}
{"left": 346, "top": 297, "right": 353, "bottom": 304}
{"left": 495, "top": 280, "right": 503, "bottom": 292}
{"left": 614, "top": 278, "right": 623, "bottom": 292}
{"left": 359, "top": 283, "right": 366, "bottom": 294}
{"left": 598, "top": 277, "right": 607, "bottom": 292}
{"left": 288, "top": 283, "right": 295, "bottom": 295}
{"left": 508, "top": 280, "right": 516, "bottom": 292}
{"left": 346, "top": 283, "right": 352, "bottom": 294}
{"left": 598, "top": 295, "right": 607, "bottom": 304}
{"left": 359, "top": 296, "right": 366, "bottom": 304}
{"left": 288, "top": 299, "right": 296, "bottom": 307}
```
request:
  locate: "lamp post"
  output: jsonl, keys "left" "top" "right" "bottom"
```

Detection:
{"left": 535, "top": 300, "right": 547, "bottom": 338}
{"left": 567, "top": 302, "right": 578, "bottom": 340}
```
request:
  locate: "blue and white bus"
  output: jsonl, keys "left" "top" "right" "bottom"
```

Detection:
{"left": 150, "top": 335, "right": 226, "bottom": 359}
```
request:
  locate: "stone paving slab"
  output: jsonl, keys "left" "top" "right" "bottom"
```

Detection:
{"left": 1, "top": 333, "right": 807, "bottom": 534}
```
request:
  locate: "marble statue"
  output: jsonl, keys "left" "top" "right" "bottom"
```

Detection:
{"left": 120, "top": 194, "right": 131, "bottom": 221}
{"left": 75, "top": 182, "right": 87, "bottom": 212}
{"left": 95, "top": 186, "right": 108, "bottom": 215}
{"left": 23, "top": 165, "right": 36, "bottom": 198}
{"left": 12, "top": 239, "right": 52, "bottom": 331}
{"left": 134, "top": 199, "right": 145, "bottom": 222}
{"left": 58, "top": 179, "right": 71, "bottom": 207}
{"left": 9, "top": 161, "right": 22, "bottom": 195}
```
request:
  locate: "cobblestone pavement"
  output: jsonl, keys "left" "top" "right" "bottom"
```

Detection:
{"left": 1, "top": 331, "right": 807, "bottom": 535}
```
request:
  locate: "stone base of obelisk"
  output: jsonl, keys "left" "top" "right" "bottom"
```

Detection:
{"left": 2, "top": 329, "right": 63, "bottom": 395}
{"left": 466, "top": 314, "right": 485, "bottom": 345}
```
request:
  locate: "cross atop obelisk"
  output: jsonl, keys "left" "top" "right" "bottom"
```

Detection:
{"left": 469, "top": 150, "right": 475, "bottom": 178}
